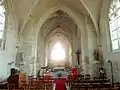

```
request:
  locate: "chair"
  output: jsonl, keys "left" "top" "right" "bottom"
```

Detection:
{"left": 78, "top": 74, "right": 84, "bottom": 80}
{"left": 7, "top": 74, "right": 19, "bottom": 89}
{"left": 44, "top": 75, "right": 53, "bottom": 90}
{"left": 84, "top": 74, "right": 91, "bottom": 80}
{"left": 8, "top": 84, "right": 15, "bottom": 90}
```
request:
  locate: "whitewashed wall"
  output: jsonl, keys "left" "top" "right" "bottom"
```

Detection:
{"left": 0, "top": 12, "right": 18, "bottom": 79}
{"left": 100, "top": 0, "right": 120, "bottom": 83}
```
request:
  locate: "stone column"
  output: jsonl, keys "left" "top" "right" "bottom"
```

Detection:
{"left": 37, "top": 36, "right": 45, "bottom": 67}
{"left": 80, "top": 24, "right": 88, "bottom": 75}
{"left": 68, "top": 43, "right": 72, "bottom": 66}
{"left": 71, "top": 35, "right": 78, "bottom": 66}
{"left": 86, "top": 16, "right": 98, "bottom": 77}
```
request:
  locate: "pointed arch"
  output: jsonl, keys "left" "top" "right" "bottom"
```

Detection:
{"left": 0, "top": 1, "right": 5, "bottom": 39}
{"left": 50, "top": 42, "right": 66, "bottom": 61}
{"left": 109, "top": 0, "right": 120, "bottom": 50}
{"left": 80, "top": 0, "right": 99, "bottom": 38}
{"left": 36, "top": 5, "right": 84, "bottom": 37}
{"left": 0, "top": 0, "right": 6, "bottom": 49}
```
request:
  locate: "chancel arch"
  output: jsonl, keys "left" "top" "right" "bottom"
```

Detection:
{"left": 16, "top": 2, "right": 99, "bottom": 77}
{"left": 45, "top": 36, "right": 72, "bottom": 67}
{"left": 37, "top": 10, "right": 81, "bottom": 67}
{"left": 3, "top": 0, "right": 120, "bottom": 86}
{"left": 35, "top": 5, "right": 85, "bottom": 35}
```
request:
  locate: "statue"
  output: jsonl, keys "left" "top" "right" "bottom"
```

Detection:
{"left": 29, "top": 56, "right": 35, "bottom": 76}
{"left": 93, "top": 46, "right": 103, "bottom": 65}
{"left": 16, "top": 52, "right": 24, "bottom": 67}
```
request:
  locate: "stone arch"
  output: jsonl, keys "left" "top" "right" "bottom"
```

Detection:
{"left": 80, "top": 0, "right": 99, "bottom": 38}
{"left": 99, "top": 0, "right": 111, "bottom": 53}
{"left": 35, "top": 4, "right": 84, "bottom": 37}
{"left": 45, "top": 33, "right": 72, "bottom": 66}
{"left": 36, "top": 5, "right": 83, "bottom": 66}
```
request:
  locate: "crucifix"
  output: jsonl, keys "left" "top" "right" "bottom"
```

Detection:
{"left": 75, "top": 50, "right": 81, "bottom": 65}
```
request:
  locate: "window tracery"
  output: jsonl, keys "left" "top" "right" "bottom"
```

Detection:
{"left": 0, "top": 0, "right": 5, "bottom": 49}
{"left": 109, "top": 0, "right": 120, "bottom": 50}
{"left": 51, "top": 42, "right": 66, "bottom": 61}
{"left": 0, "top": 0, "right": 5, "bottom": 39}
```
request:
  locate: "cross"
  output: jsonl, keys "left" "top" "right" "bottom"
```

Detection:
{"left": 75, "top": 50, "right": 81, "bottom": 65}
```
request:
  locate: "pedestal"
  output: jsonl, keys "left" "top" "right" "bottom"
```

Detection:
{"left": 92, "top": 61, "right": 100, "bottom": 78}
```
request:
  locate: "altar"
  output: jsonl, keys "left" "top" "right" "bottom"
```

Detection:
{"left": 51, "top": 66, "right": 68, "bottom": 79}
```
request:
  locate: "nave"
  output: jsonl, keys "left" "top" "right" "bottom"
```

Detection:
{"left": 0, "top": 0, "right": 120, "bottom": 90}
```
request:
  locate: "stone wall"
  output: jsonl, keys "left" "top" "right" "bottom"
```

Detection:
{"left": 100, "top": 0, "right": 120, "bottom": 83}
{"left": 0, "top": 12, "right": 18, "bottom": 79}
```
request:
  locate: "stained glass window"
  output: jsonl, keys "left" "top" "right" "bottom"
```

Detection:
{"left": 109, "top": 0, "right": 120, "bottom": 50}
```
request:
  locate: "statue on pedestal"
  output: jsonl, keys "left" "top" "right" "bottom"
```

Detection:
{"left": 29, "top": 56, "right": 35, "bottom": 76}
{"left": 93, "top": 46, "right": 103, "bottom": 65}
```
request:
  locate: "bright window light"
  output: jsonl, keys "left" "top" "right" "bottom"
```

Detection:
{"left": 51, "top": 42, "right": 66, "bottom": 61}
{"left": 109, "top": 0, "right": 120, "bottom": 50}
{"left": 0, "top": 4, "right": 5, "bottom": 39}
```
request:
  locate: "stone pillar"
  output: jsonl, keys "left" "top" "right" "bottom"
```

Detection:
{"left": 68, "top": 44, "right": 72, "bottom": 66}
{"left": 45, "top": 43, "right": 49, "bottom": 66}
{"left": 86, "top": 16, "right": 98, "bottom": 77}
{"left": 37, "top": 36, "right": 45, "bottom": 67}
{"left": 71, "top": 35, "right": 78, "bottom": 66}
{"left": 29, "top": 63, "right": 34, "bottom": 76}
{"left": 80, "top": 24, "right": 88, "bottom": 75}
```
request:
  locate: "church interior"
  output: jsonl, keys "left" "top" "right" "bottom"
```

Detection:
{"left": 0, "top": 0, "right": 120, "bottom": 90}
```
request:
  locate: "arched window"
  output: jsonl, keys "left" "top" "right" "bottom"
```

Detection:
{"left": 51, "top": 42, "right": 66, "bottom": 61}
{"left": 0, "top": 0, "right": 5, "bottom": 39}
{"left": 109, "top": 0, "right": 120, "bottom": 50}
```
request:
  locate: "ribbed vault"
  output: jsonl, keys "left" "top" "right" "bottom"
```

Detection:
{"left": 9, "top": 0, "right": 103, "bottom": 38}
{"left": 40, "top": 10, "right": 77, "bottom": 39}
{"left": 37, "top": 10, "right": 79, "bottom": 66}
{"left": 12, "top": 0, "right": 102, "bottom": 75}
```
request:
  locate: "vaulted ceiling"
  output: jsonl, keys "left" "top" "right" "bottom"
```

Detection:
{"left": 10, "top": 0, "right": 103, "bottom": 33}
{"left": 40, "top": 10, "right": 77, "bottom": 39}
{"left": 38, "top": 10, "right": 77, "bottom": 49}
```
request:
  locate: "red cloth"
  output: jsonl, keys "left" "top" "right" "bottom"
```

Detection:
{"left": 54, "top": 78, "right": 66, "bottom": 90}
{"left": 72, "top": 67, "right": 78, "bottom": 77}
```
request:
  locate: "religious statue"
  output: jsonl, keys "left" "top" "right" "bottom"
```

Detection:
{"left": 16, "top": 52, "right": 24, "bottom": 68}
{"left": 85, "top": 56, "right": 90, "bottom": 64}
{"left": 29, "top": 56, "right": 35, "bottom": 76}
{"left": 93, "top": 46, "right": 103, "bottom": 65}
{"left": 93, "top": 49, "right": 99, "bottom": 60}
